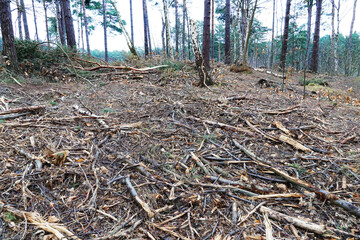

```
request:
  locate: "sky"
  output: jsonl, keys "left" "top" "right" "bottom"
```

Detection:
{"left": 11, "top": 0, "right": 360, "bottom": 52}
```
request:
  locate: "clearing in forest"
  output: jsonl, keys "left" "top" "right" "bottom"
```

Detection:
{"left": 0, "top": 65, "right": 359, "bottom": 239}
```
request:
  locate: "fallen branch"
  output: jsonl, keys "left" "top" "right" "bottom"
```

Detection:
{"left": 249, "top": 193, "right": 305, "bottom": 200}
{"left": 73, "top": 64, "right": 168, "bottom": 72}
{"left": 245, "top": 119, "right": 278, "bottom": 142}
{"left": 0, "top": 201, "right": 80, "bottom": 240}
{"left": 233, "top": 139, "right": 360, "bottom": 218}
{"left": 149, "top": 222, "right": 190, "bottom": 240}
{"left": 188, "top": 181, "right": 258, "bottom": 197}
{"left": 261, "top": 105, "right": 300, "bottom": 115}
{"left": 72, "top": 105, "right": 108, "bottom": 128}
{"left": 205, "top": 175, "right": 270, "bottom": 193}
{"left": 260, "top": 206, "right": 334, "bottom": 237}
{"left": 237, "top": 202, "right": 266, "bottom": 225}
{"left": 279, "top": 134, "right": 312, "bottom": 152}
{"left": 0, "top": 105, "right": 45, "bottom": 115}
{"left": 125, "top": 176, "right": 156, "bottom": 218}
{"left": 191, "top": 152, "right": 212, "bottom": 175}
{"left": 263, "top": 212, "right": 274, "bottom": 240}
{"left": 187, "top": 116, "right": 253, "bottom": 135}
{"left": 0, "top": 112, "right": 28, "bottom": 120}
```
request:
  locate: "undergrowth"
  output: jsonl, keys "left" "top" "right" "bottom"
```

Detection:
{"left": 299, "top": 77, "right": 328, "bottom": 86}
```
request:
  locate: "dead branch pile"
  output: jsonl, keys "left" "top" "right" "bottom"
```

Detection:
{"left": 0, "top": 67, "right": 359, "bottom": 239}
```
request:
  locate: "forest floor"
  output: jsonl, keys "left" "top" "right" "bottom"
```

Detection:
{"left": 0, "top": 63, "right": 359, "bottom": 240}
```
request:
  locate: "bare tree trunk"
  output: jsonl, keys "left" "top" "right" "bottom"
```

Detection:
{"left": 20, "top": 0, "right": 30, "bottom": 39}
{"left": 235, "top": 2, "right": 240, "bottom": 63}
{"left": 239, "top": 0, "right": 247, "bottom": 64}
{"left": 43, "top": 0, "right": 49, "bottom": 43}
{"left": 163, "top": 0, "right": 174, "bottom": 58}
{"left": 109, "top": 0, "right": 138, "bottom": 57}
{"left": 330, "top": 0, "right": 335, "bottom": 74}
{"left": 81, "top": 0, "right": 90, "bottom": 54}
{"left": 61, "top": 0, "right": 76, "bottom": 49}
{"left": 190, "top": 19, "right": 213, "bottom": 87}
{"left": 163, "top": 0, "right": 173, "bottom": 58}
{"left": 182, "top": 0, "right": 186, "bottom": 60}
{"left": 143, "top": 0, "right": 149, "bottom": 57}
{"left": 242, "top": 0, "right": 258, "bottom": 66}
{"left": 211, "top": 0, "right": 214, "bottom": 61}
{"left": 233, "top": 27, "right": 237, "bottom": 62}
{"left": 310, "top": 0, "right": 322, "bottom": 73}
{"left": 175, "top": 0, "right": 179, "bottom": 57}
{"left": 202, "top": 0, "right": 211, "bottom": 70}
{"left": 269, "top": 0, "right": 275, "bottom": 69}
{"left": 161, "top": 16, "right": 165, "bottom": 53}
{"left": 345, "top": 0, "right": 358, "bottom": 76}
{"left": 218, "top": 38, "right": 221, "bottom": 61}
{"left": 186, "top": 9, "right": 191, "bottom": 59}
{"left": 103, "top": 0, "right": 108, "bottom": 62}
{"left": 224, "top": 0, "right": 231, "bottom": 64}
{"left": 31, "top": 0, "right": 39, "bottom": 41}
{"left": 130, "top": 0, "right": 134, "bottom": 44}
{"left": 279, "top": 0, "right": 291, "bottom": 70}
{"left": 0, "top": 0, "right": 19, "bottom": 72}
{"left": 334, "top": 0, "right": 340, "bottom": 73}
{"left": 79, "top": 3, "right": 84, "bottom": 51}
{"left": 56, "top": 0, "right": 65, "bottom": 44}
{"left": 145, "top": 0, "right": 151, "bottom": 54}
{"left": 305, "top": 0, "right": 313, "bottom": 70}
{"left": 16, "top": 0, "right": 23, "bottom": 39}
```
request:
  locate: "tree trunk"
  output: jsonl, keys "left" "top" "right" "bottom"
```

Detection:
{"left": 186, "top": 8, "right": 191, "bottom": 59}
{"left": 81, "top": 0, "right": 91, "bottom": 54}
{"left": 182, "top": 0, "right": 186, "bottom": 60}
{"left": 161, "top": 16, "right": 165, "bottom": 53}
{"left": 310, "top": 0, "right": 322, "bottom": 73}
{"left": 16, "top": 0, "right": 23, "bottom": 40}
{"left": 163, "top": 0, "right": 173, "bottom": 58}
{"left": 20, "top": 0, "right": 30, "bottom": 40}
{"left": 109, "top": 0, "right": 138, "bottom": 57}
{"left": 0, "top": 0, "right": 19, "bottom": 72}
{"left": 79, "top": 3, "right": 84, "bottom": 50}
{"left": 130, "top": 0, "right": 134, "bottom": 44}
{"left": 345, "top": 0, "right": 358, "bottom": 76}
{"left": 103, "top": 0, "right": 108, "bottom": 62}
{"left": 202, "top": 0, "right": 211, "bottom": 70}
{"left": 175, "top": 0, "right": 179, "bottom": 56}
{"left": 279, "top": 0, "right": 291, "bottom": 70}
{"left": 56, "top": 0, "right": 66, "bottom": 44}
{"left": 240, "top": 0, "right": 248, "bottom": 58}
{"left": 43, "top": 0, "right": 49, "bottom": 43}
{"left": 218, "top": 38, "right": 221, "bottom": 61}
{"left": 32, "top": 0, "right": 39, "bottom": 41}
{"left": 305, "top": 0, "right": 313, "bottom": 70}
{"left": 235, "top": 2, "right": 240, "bottom": 63}
{"left": 269, "top": 0, "right": 275, "bottom": 69}
{"left": 330, "top": 0, "right": 335, "bottom": 74}
{"left": 143, "top": 0, "right": 149, "bottom": 57}
{"left": 61, "top": 0, "right": 76, "bottom": 49}
{"left": 190, "top": 19, "right": 213, "bottom": 87}
{"left": 242, "top": 0, "right": 258, "bottom": 66}
{"left": 211, "top": 0, "right": 214, "bottom": 61}
{"left": 224, "top": 0, "right": 231, "bottom": 64}
{"left": 334, "top": 0, "right": 340, "bottom": 73}
{"left": 238, "top": 0, "right": 247, "bottom": 65}
{"left": 146, "top": 5, "right": 152, "bottom": 54}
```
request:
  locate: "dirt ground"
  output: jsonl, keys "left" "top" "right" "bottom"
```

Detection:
{"left": 0, "top": 65, "right": 359, "bottom": 239}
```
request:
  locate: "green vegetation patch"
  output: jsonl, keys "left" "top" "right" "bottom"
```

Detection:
{"left": 299, "top": 77, "right": 328, "bottom": 86}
